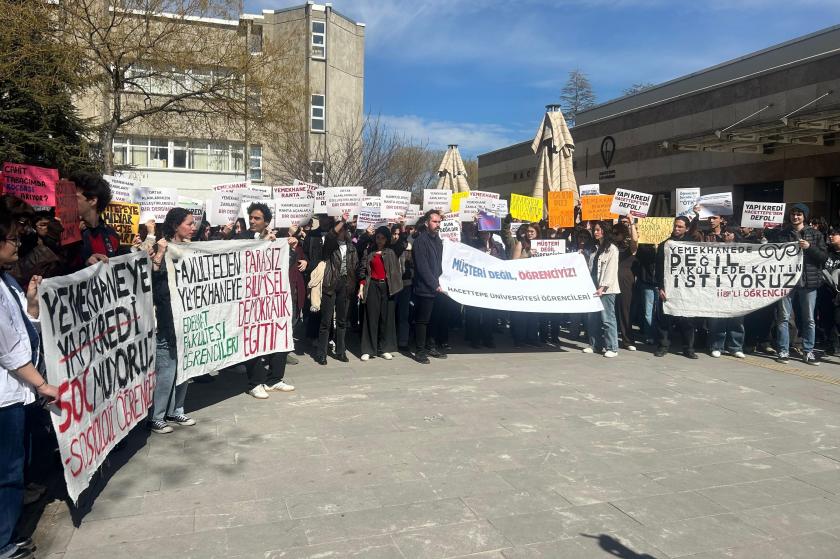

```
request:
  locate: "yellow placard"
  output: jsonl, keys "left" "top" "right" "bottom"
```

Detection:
{"left": 510, "top": 193, "right": 543, "bottom": 222}
{"left": 450, "top": 191, "right": 469, "bottom": 213}
{"left": 547, "top": 191, "right": 575, "bottom": 228}
{"left": 636, "top": 217, "right": 673, "bottom": 245}
{"left": 103, "top": 201, "right": 141, "bottom": 245}
{"left": 580, "top": 194, "right": 619, "bottom": 221}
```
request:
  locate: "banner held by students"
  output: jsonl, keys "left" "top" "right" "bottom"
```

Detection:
{"left": 530, "top": 239, "right": 567, "bottom": 257}
{"left": 741, "top": 201, "right": 785, "bottom": 229}
{"left": 39, "top": 252, "right": 156, "bottom": 503}
{"left": 610, "top": 188, "right": 652, "bottom": 218}
{"left": 167, "top": 239, "right": 293, "bottom": 383}
{"left": 178, "top": 197, "right": 206, "bottom": 223}
{"left": 273, "top": 189, "right": 315, "bottom": 228}
{"left": 55, "top": 179, "right": 82, "bottom": 245}
{"left": 1, "top": 162, "right": 58, "bottom": 208}
{"left": 439, "top": 241, "right": 602, "bottom": 313}
{"left": 103, "top": 175, "right": 136, "bottom": 202}
{"left": 380, "top": 189, "right": 411, "bottom": 219}
{"left": 439, "top": 218, "right": 462, "bottom": 242}
{"left": 663, "top": 241, "right": 802, "bottom": 318}
{"left": 134, "top": 186, "right": 178, "bottom": 223}
{"left": 637, "top": 217, "right": 673, "bottom": 245}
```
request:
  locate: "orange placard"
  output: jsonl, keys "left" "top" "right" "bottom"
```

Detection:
{"left": 580, "top": 194, "right": 619, "bottom": 221}
{"left": 548, "top": 191, "right": 575, "bottom": 228}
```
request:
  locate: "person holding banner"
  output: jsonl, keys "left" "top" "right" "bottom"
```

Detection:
{"left": 511, "top": 224, "right": 542, "bottom": 348}
{"left": 582, "top": 222, "right": 620, "bottom": 358}
{"left": 654, "top": 217, "right": 698, "bottom": 359}
{"left": 315, "top": 218, "right": 357, "bottom": 365}
{"left": 70, "top": 171, "right": 121, "bottom": 270}
{"left": 613, "top": 222, "right": 639, "bottom": 351}
{"left": 357, "top": 226, "right": 404, "bottom": 361}
{"left": 0, "top": 209, "right": 58, "bottom": 559}
{"left": 465, "top": 230, "right": 505, "bottom": 349}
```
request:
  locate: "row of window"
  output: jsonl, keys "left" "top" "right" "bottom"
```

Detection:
{"left": 113, "top": 137, "right": 263, "bottom": 181}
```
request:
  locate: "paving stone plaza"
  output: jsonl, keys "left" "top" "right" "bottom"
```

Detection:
{"left": 28, "top": 345, "right": 840, "bottom": 559}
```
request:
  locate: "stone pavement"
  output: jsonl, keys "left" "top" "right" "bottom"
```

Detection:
{"left": 29, "top": 342, "right": 840, "bottom": 559}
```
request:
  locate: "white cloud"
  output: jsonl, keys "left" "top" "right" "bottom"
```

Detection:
{"left": 379, "top": 114, "right": 524, "bottom": 156}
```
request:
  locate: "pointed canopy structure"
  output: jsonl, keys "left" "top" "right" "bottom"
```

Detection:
{"left": 531, "top": 105, "right": 578, "bottom": 202}
{"left": 436, "top": 144, "right": 471, "bottom": 193}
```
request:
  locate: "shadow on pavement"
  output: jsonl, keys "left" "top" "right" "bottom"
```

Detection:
{"left": 581, "top": 533, "right": 660, "bottom": 558}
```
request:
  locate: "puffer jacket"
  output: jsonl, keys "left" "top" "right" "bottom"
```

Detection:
{"left": 774, "top": 225, "right": 827, "bottom": 288}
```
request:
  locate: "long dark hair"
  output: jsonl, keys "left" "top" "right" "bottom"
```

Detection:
{"left": 593, "top": 220, "right": 614, "bottom": 256}
{"left": 162, "top": 208, "right": 192, "bottom": 241}
{"left": 515, "top": 223, "right": 540, "bottom": 252}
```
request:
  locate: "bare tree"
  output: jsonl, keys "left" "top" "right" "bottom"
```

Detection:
{"left": 623, "top": 82, "right": 655, "bottom": 96}
{"left": 560, "top": 69, "right": 596, "bottom": 127}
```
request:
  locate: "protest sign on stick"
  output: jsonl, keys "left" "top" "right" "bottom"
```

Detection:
{"left": 274, "top": 191, "right": 315, "bottom": 228}
{"left": 741, "top": 202, "right": 785, "bottom": 229}
{"left": 548, "top": 191, "right": 575, "bottom": 229}
{"left": 133, "top": 187, "right": 178, "bottom": 223}
{"left": 356, "top": 197, "right": 386, "bottom": 230}
{"left": 178, "top": 197, "right": 205, "bottom": 222}
{"left": 103, "top": 202, "right": 141, "bottom": 245}
{"left": 610, "top": 188, "right": 652, "bottom": 218}
{"left": 55, "top": 179, "right": 82, "bottom": 245}
{"left": 487, "top": 199, "right": 508, "bottom": 218}
{"left": 326, "top": 186, "right": 365, "bottom": 217}
{"left": 423, "top": 189, "right": 452, "bottom": 212}
{"left": 380, "top": 189, "right": 411, "bottom": 219}
{"left": 39, "top": 252, "right": 156, "bottom": 503}
{"left": 1, "top": 162, "right": 58, "bottom": 208}
{"left": 510, "top": 193, "right": 543, "bottom": 222}
{"left": 405, "top": 204, "right": 423, "bottom": 226}
{"left": 460, "top": 195, "right": 490, "bottom": 222}
{"left": 676, "top": 187, "right": 701, "bottom": 218}
{"left": 636, "top": 217, "right": 674, "bottom": 245}
{"left": 580, "top": 195, "right": 618, "bottom": 221}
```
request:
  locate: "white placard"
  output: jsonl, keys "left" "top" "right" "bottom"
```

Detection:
{"left": 579, "top": 183, "right": 600, "bottom": 197}
{"left": 741, "top": 202, "right": 785, "bottom": 229}
{"left": 313, "top": 188, "right": 328, "bottom": 214}
{"left": 103, "top": 174, "right": 136, "bottom": 202}
{"left": 439, "top": 219, "right": 462, "bottom": 243}
{"left": 530, "top": 239, "right": 567, "bottom": 257}
{"left": 237, "top": 188, "right": 272, "bottom": 219}
{"left": 357, "top": 198, "right": 387, "bottom": 231}
{"left": 488, "top": 199, "right": 509, "bottom": 218}
{"left": 326, "top": 186, "right": 365, "bottom": 217}
{"left": 405, "top": 204, "right": 423, "bottom": 226}
{"left": 460, "top": 195, "right": 490, "bottom": 222}
{"left": 273, "top": 184, "right": 309, "bottom": 199}
{"left": 610, "top": 188, "right": 652, "bottom": 218}
{"left": 698, "top": 192, "right": 734, "bottom": 218}
{"left": 133, "top": 186, "right": 178, "bottom": 222}
{"left": 676, "top": 187, "right": 701, "bottom": 218}
{"left": 274, "top": 190, "right": 315, "bottom": 228}
{"left": 423, "top": 189, "right": 452, "bottom": 212}
{"left": 178, "top": 196, "right": 205, "bottom": 222}
{"left": 380, "top": 189, "right": 411, "bottom": 219}
{"left": 208, "top": 182, "right": 251, "bottom": 226}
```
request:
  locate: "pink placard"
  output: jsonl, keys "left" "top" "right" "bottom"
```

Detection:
{"left": 1, "top": 162, "right": 59, "bottom": 208}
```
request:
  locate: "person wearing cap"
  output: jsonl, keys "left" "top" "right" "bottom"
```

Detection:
{"left": 654, "top": 216, "right": 698, "bottom": 359}
{"left": 773, "top": 203, "right": 827, "bottom": 365}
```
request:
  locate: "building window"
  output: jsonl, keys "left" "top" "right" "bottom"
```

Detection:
{"left": 113, "top": 137, "right": 128, "bottom": 166}
{"left": 310, "top": 161, "right": 325, "bottom": 185}
{"left": 249, "top": 25, "right": 263, "bottom": 54}
{"left": 149, "top": 138, "right": 169, "bottom": 168}
{"left": 250, "top": 146, "right": 262, "bottom": 181}
{"left": 112, "top": 137, "right": 254, "bottom": 176}
{"left": 311, "top": 21, "right": 326, "bottom": 59}
{"left": 311, "top": 94, "right": 325, "bottom": 132}
{"left": 173, "top": 141, "right": 188, "bottom": 168}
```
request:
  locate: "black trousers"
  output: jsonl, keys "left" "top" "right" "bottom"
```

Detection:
{"left": 657, "top": 300, "right": 695, "bottom": 352}
{"left": 396, "top": 286, "right": 412, "bottom": 348}
{"left": 360, "top": 281, "right": 397, "bottom": 355}
{"left": 512, "top": 312, "right": 539, "bottom": 344}
{"left": 415, "top": 293, "right": 449, "bottom": 353}
{"left": 318, "top": 281, "right": 350, "bottom": 357}
{"left": 465, "top": 306, "right": 495, "bottom": 345}
{"left": 245, "top": 353, "right": 287, "bottom": 389}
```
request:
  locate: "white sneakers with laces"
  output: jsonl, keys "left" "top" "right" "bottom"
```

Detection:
{"left": 360, "top": 354, "right": 370, "bottom": 361}
{"left": 381, "top": 352, "right": 393, "bottom": 360}
{"left": 711, "top": 350, "right": 722, "bottom": 358}
{"left": 268, "top": 381, "right": 295, "bottom": 392}
{"left": 582, "top": 347, "right": 594, "bottom": 354}
{"left": 248, "top": 384, "right": 269, "bottom": 399}
{"left": 604, "top": 351, "right": 618, "bottom": 358}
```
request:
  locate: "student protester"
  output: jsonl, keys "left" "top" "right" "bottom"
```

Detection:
{"left": 465, "top": 227, "right": 505, "bottom": 349}
{"left": 583, "top": 221, "right": 620, "bottom": 358}
{"left": 511, "top": 223, "right": 543, "bottom": 348}
{"left": 147, "top": 208, "right": 198, "bottom": 433}
{"left": 635, "top": 243, "right": 658, "bottom": 346}
{"left": 315, "top": 217, "right": 357, "bottom": 365}
{"left": 774, "top": 203, "right": 828, "bottom": 365}
{"left": 357, "top": 226, "right": 404, "bottom": 361}
{"left": 613, "top": 220, "right": 638, "bottom": 351}
{"left": 412, "top": 210, "right": 448, "bottom": 364}
{"left": 396, "top": 237, "right": 415, "bottom": 351}
{"left": 707, "top": 228, "right": 746, "bottom": 359}
{"left": 654, "top": 216, "right": 698, "bottom": 359}
{"left": 822, "top": 227, "right": 840, "bottom": 356}
{"left": 70, "top": 171, "right": 120, "bottom": 269}
{"left": 0, "top": 208, "right": 58, "bottom": 559}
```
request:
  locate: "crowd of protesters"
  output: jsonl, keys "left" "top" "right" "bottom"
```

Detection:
{"left": 1, "top": 171, "right": 840, "bottom": 558}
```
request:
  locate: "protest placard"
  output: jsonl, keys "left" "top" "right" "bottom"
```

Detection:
{"left": 610, "top": 188, "right": 652, "bottom": 218}
{"left": 208, "top": 184, "right": 260, "bottom": 226}
{"left": 741, "top": 201, "right": 785, "bottom": 229}
{"left": 530, "top": 239, "right": 567, "bottom": 257}
{"left": 55, "top": 179, "right": 82, "bottom": 245}
{"left": 579, "top": 183, "right": 600, "bottom": 196}
{"left": 312, "top": 187, "right": 328, "bottom": 213}
{"left": 460, "top": 195, "right": 491, "bottom": 222}
{"left": 39, "top": 252, "right": 155, "bottom": 502}
{"left": 273, "top": 184, "right": 309, "bottom": 199}
{"left": 103, "top": 174, "right": 136, "bottom": 202}
{"left": 103, "top": 201, "right": 141, "bottom": 245}
{"left": 697, "top": 192, "right": 733, "bottom": 218}
{"left": 178, "top": 197, "right": 205, "bottom": 222}
{"left": 1, "top": 162, "right": 58, "bottom": 208}
{"left": 439, "top": 241, "right": 601, "bottom": 313}
{"left": 510, "top": 222, "right": 527, "bottom": 236}
{"left": 477, "top": 211, "right": 501, "bottom": 231}
{"left": 676, "top": 187, "right": 701, "bottom": 218}
{"left": 510, "top": 193, "right": 543, "bottom": 222}
{"left": 167, "top": 239, "right": 293, "bottom": 383}
{"left": 273, "top": 190, "right": 315, "bottom": 228}
{"left": 439, "top": 218, "right": 462, "bottom": 242}
{"left": 663, "top": 241, "right": 802, "bottom": 317}
{"left": 580, "top": 194, "right": 618, "bottom": 221}
{"left": 547, "top": 191, "right": 575, "bottom": 228}
{"left": 380, "top": 189, "right": 411, "bottom": 219}
{"left": 423, "top": 189, "right": 452, "bottom": 212}
{"left": 636, "top": 217, "right": 674, "bottom": 245}
{"left": 236, "top": 189, "right": 272, "bottom": 219}
{"left": 450, "top": 191, "right": 470, "bottom": 213}
{"left": 133, "top": 186, "right": 178, "bottom": 223}
{"left": 404, "top": 204, "right": 422, "bottom": 226}
{"left": 326, "top": 186, "right": 365, "bottom": 217}
{"left": 356, "top": 197, "right": 386, "bottom": 230}
{"left": 487, "top": 199, "right": 508, "bottom": 218}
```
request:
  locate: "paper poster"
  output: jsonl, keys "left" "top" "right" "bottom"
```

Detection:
{"left": 356, "top": 203, "right": 387, "bottom": 231}
{"left": 487, "top": 199, "right": 508, "bottom": 218}
{"left": 439, "top": 241, "right": 602, "bottom": 313}
{"left": 273, "top": 184, "right": 310, "bottom": 199}
{"left": 579, "top": 184, "right": 600, "bottom": 197}
{"left": 423, "top": 189, "right": 452, "bottom": 212}
{"left": 580, "top": 195, "right": 618, "bottom": 221}
{"left": 326, "top": 186, "right": 365, "bottom": 217}
{"left": 460, "top": 195, "right": 491, "bottom": 222}
{"left": 510, "top": 222, "right": 527, "bottom": 236}
{"left": 610, "top": 188, "right": 652, "bottom": 218}
{"left": 380, "top": 189, "right": 411, "bottom": 219}
{"left": 39, "top": 252, "right": 155, "bottom": 502}
{"left": 676, "top": 187, "right": 701, "bottom": 218}
{"left": 510, "top": 193, "right": 543, "bottom": 222}
{"left": 548, "top": 191, "right": 575, "bottom": 229}
{"left": 273, "top": 191, "right": 315, "bottom": 228}
{"left": 439, "top": 219, "right": 462, "bottom": 243}
{"left": 405, "top": 204, "right": 423, "bottom": 226}
{"left": 236, "top": 189, "right": 272, "bottom": 219}
{"left": 167, "top": 239, "right": 293, "bottom": 383}
{"left": 663, "top": 241, "right": 802, "bottom": 318}
{"left": 133, "top": 186, "right": 178, "bottom": 223}
{"left": 636, "top": 217, "right": 673, "bottom": 245}
{"left": 103, "top": 175, "right": 137, "bottom": 203}
{"left": 103, "top": 201, "right": 141, "bottom": 245}
{"left": 697, "top": 192, "right": 733, "bottom": 218}
{"left": 209, "top": 185, "right": 261, "bottom": 226}
{"left": 530, "top": 239, "right": 567, "bottom": 257}
{"left": 1, "top": 162, "right": 58, "bottom": 208}
{"left": 55, "top": 179, "right": 82, "bottom": 245}
{"left": 477, "top": 211, "right": 501, "bottom": 231}
{"left": 178, "top": 196, "right": 205, "bottom": 223}
{"left": 313, "top": 187, "right": 328, "bottom": 214}
{"left": 741, "top": 201, "right": 785, "bottom": 229}
{"left": 450, "top": 191, "right": 470, "bottom": 213}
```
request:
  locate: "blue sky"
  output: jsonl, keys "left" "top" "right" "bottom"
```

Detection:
{"left": 245, "top": 0, "right": 840, "bottom": 157}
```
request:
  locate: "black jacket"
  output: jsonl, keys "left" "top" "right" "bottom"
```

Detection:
{"left": 152, "top": 264, "right": 175, "bottom": 349}
{"left": 321, "top": 231, "right": 358, "bottom": 295}
{"left": 774, "top": 225, "right": 827, "bottom": 289}
{"left": 412, "top": 230, "right": 443, "bottom": 298}
{"left": 358, "top": 247, "right": 404, "bottom": 300}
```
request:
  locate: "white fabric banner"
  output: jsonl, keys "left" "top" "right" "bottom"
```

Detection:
{"left": 439, "top": 241, "right": 602, "bottom": 313}
{"left": 39, "top": 252, "right": 156, "bottom": 503}
{"left": 610, "top": 188, "right": 652, "bottom": 218}
{"left": 741, "top": 201, "right": 785, "bottom": 229}
{"left": 167, "top": 239, "right": 293, "bottom": 383}
{"left": 663, "top": 241, "right": 803, "bottom": 318}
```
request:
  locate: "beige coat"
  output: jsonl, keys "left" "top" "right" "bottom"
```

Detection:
{"left": 590, "top": 244, "right": 621, "bottom": 295}
{"left": 307, "top": 261, "right": 326, "bottom": 312}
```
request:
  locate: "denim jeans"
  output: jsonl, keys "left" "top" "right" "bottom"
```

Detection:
{"left": 153, "top": 340, "right": 188, "bottom": 421}
{"left": 777, "top": 287, "right": 817, "bottom": 354}
{"left": 0, "top": 403, "right": 25, "bottom": 556}
{"left": 708, "top": 317, "right": 745, "bottom": 352}
{"left": 587, "top": 293, "right": 618, "bottom": 351}
{"left": 641, "top": 287, "right": 657, "bottom": 342}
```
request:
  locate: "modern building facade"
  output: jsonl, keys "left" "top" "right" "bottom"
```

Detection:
{"left": 78, "top": 2, "right": 365, "bottom": 199}
{"left": 479, "top": 25, "right": 840, "bottom": 220}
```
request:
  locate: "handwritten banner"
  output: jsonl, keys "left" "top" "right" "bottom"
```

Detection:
{"left": 1, "top": 162, "right": 58, "bottom": 208}
{"left": 39, "top": 252, "right": 156, "bottom": 503}
{"left": 439, "top": 218, "right": 462, "bottom": 242}
{"left": 55, "top": 179, "right": 82, "bottom": 245}
{"left": 103, "top": 202, "right": 141, "bottom": 246}
{"left": 510, "top": 193, "right": 543, "bottom": 222}
{"left": 636, "top": 217, "right": 674, "bottom": 245}
{"left": 548, "top": 191, "right": 575, "bottom": 229}
{"left": 580, "top": 194, "right": 618, "bottom": 221}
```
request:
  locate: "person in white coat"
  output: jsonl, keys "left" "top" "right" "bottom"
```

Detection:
{"left": 583, "top": 221, "right": 621, "bottom": 358}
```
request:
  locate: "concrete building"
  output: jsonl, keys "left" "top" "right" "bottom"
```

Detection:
{"left": 479, "top": 25, "right": 840, "bottom": 220}
{"left": 83, "top": 2, "right": 365, "bottom": 199}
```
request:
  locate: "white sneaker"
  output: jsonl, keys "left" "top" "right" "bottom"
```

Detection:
{"left": 248, "top": 385, "right": 269, "bottom": 399}
{"left": 711, "top": 350, "right": 721, "bottom": 358}
{"left": 604, "top": 350, "right": 618, "bottom": 358}
{"left": 582, "top": 347, "right": 594, "bottom": 354}
{"left": 361, "top": 354, "right": 370, "bottom": 361}
{"left": 626, "top": 345, "right": 637, "bottom": 351}
{"left": 733, "top": 351, "right": 746, "bottom": 359}
{"left": 268, "top": 380, "right": 295, "bottom": 392}
{"left": 381, "top": 352, "right": 393, "bottom": 360}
